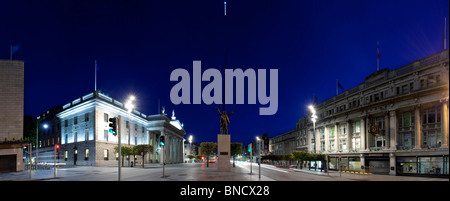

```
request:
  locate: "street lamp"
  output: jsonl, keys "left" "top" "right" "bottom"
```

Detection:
{"left": 188, "top": 135, "right": 193, "bottom": 155}
{"left": 36, "top": 121, "right": 49, "bottom": 170}
{"left": 256, "top": 136, "right": 261, "bottom": 179}
{"left": 308, "top": 105, "right": 317, "bottom": 153}
{"left": 125, "top": 95, "right": 135, "bottom": 146}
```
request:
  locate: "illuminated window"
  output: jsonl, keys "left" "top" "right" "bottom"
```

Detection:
{"left": 104, "top": 149, "right": 109, "bottom": 160}
{"left": 85, "top": 149, "right": 89, "bottom": 160}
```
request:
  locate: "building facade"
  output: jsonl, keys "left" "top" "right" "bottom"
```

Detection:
{"left": 269, "top": 49, "right": 449, "bottom": 177}
{"left": 0, "top": 60, "right": 25, "bottom": 172}
{"left": 271, "top": 117, "right": 309, "bottom": 155}
{"left": 309, "top": 50, "right": 449, "bottom": 177}
{"left": 36, "top": 91, "right": 186, "bottom": 166}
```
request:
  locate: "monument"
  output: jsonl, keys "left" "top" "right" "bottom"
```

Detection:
{"left": 216, "top": 107, "right": 234, "bottom": 172}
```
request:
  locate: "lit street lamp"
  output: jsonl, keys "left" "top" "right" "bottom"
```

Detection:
{"left": 256, "top": 136, "right": 261, "bottom": 179}
{"left": 36, "top": 121, "right": 49, "bottom": 170}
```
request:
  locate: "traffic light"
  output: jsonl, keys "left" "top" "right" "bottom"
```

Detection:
{"left": 55, "top": 144, "right": 60, "bottom": 159}
{"left": 109, "top": 117, "right": 117, "bottom": 136}
{"left": 159, "top": 135, "right": 165, "bottom": 146}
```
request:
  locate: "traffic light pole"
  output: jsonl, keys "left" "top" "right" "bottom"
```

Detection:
{"left": 54, "top": 145, "right": 56, "bottom": 177}
{"left": 118, "top": 116, "right": 122, "bottom": 181}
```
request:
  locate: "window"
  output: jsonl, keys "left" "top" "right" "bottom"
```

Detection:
{"left": 402, "top": 85, "right": 409, "bottom": 94}
{"left": 104, "top": 113, "right": 108, "bottom": 122}
{"left": 85, "top": 113, "right": 89, "bottom": 122}
{"left": 402, "top": 112, "right": 411, "bottom": 127}
{"left": 135, "top": 136, "right": 138, "bottom": 145}
{"left": 421, "top": 106, "right": 443, "bottom": 148}
{"left": 126, "top": 121, "right": 129, "bottom": 128}
{"left": 64, "top": 134, "right": 68, "bottom": 144}
{"left": 104, "top": 149, "right": 109, "bottom": 160}
{"left": 85, "top": 149, "right": 89, "bottom": 160}
{"left": 74, "top": 116, "right": 78, "bottom": 125}
{"left": 420, "top": 79, "right": 425, "bottom": 88}
{"left": 353, "top": 121, "right": 361, "bottom": 133}
{"left": 85, "top": 129, "right": 89, "bottom": 141}
{"left": 64, "top": 120, "right": 68, "bottom": 127}
{"left": 64, "top": 151, "right": 68, "bottom": 161}
{"left": 104, "top": 130, "right": 108, "bottom": 141}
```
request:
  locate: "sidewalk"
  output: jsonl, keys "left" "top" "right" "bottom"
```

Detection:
{"left": 291, "top": 167, "right": 448, "bottom": 181}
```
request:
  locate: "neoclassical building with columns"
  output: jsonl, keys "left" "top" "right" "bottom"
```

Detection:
{"left": 37, "top": 90, "right": 186, "bottom": 166}
{"left": 307, "top": 49, "right": 448, "bottom": 177}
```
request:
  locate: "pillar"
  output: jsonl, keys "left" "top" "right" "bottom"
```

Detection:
{"left": 347, "top": 120, "right": 352, "bottom": 152}
{"left": 441, "top": 99, "right": 449, "bottom": 148}
{"left": 360, "top": 117, "right": 366, "bottom": 151}
{"left": 389, "top": 111, "right": 397, "bottom": 150}
{"left": 415, "top": 106, "right": 422, "bottom": 149}
{"left": 384, "top": 112, "right": 390, "bottom": 149}
{"left": 334, "top": 123, "right": 338, "bottom": 152}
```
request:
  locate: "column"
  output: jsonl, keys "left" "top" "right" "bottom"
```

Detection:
{"left": 334, "top": 123, "right": 338, "bottom": 153}
{"left": 324, "top": 126, "right": 329, "bottom": 153}
{"left": 384, "top": 112, "right": 390, "bottom": 149}
{"left": 441, "top": 99, "right": 449, "bottom": 148}
{"left": 347, "top": 120, "right": 352, "bottom": 152}
{"left": 389, "top": 111, "right": 397, "bottom": 150}
{"left": 160, "top": 129, "right": 164, "bottom": 165}
{"left": 415, "top": 106, "right": 422, "bottom": 149}
{"left": 360, "top": 117, "right": 366, "bottom": 151}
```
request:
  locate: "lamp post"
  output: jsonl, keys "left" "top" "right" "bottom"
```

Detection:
{"left": 125, "top": 95, "right": 135, "bottom": 146}
{"left": 35, "top": 121, "right": 48, "bottom": 170}
{"left": 189, "top": 135, "right": 193, "bottom": 155}
{"left": 256, "top": 136, "right": 261, "bottom": 179}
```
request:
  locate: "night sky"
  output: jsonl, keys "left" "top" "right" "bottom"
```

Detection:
{"left": 1, "top": 0, "right": 448, "bottom": 146}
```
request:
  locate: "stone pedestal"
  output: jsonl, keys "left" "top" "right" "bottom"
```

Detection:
{"left": 217, "top": 134, "right": 231, "bottom": 172}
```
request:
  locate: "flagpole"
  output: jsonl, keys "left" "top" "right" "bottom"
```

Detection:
{"left": 336, "top": 79, "right": 338, "bottom": 95}
{"left": 10, "top": 45, "right": 12, "bottom": 60}
{"left": 95, "top": 60, "right": 97, "bottom": 91}
{"left": 377, "top": 41, "right": 380, "bottom": 71}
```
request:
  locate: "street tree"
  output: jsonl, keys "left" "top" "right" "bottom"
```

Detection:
{"left": 199, "top": 142, "right": 217, "bottom": 167}
{"left": 230, "top": 142, "right": 243, "bottom": 167}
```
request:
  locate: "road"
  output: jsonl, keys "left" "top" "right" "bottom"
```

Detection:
{"left": 1, "top": 161, "right": 447, "bottom": 181}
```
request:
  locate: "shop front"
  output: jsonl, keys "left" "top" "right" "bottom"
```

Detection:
{"left": 363, "top": 154, "right": 390, "bottom": 175}
{"left": 397, "top": 155, "right": 449, "bottom": 177}
{"left": 328, "top": 155, "right": 361, "bottom": 172}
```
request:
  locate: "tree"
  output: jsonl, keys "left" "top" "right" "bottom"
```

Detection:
{"left": 115, "top": 145, "right": 133, "bottom": 167}
{"left": 133, "top": 144, "right": 153, "bottom": 168}
{"left": 199, "top": 142, "right": 217, "bottom": 167}
{"left": 293, "top": 151, "right": 308, "bottom": 169}
{"left": 187, "top": 155, "right": 195, "bottom": 162}
{"left": 230, "top": 142, "right": 243, "bottom": 167}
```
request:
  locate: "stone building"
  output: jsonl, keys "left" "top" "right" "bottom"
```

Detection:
{"left": 36, "top": 91, "right": 186, "bottom": 166}
{"left": 270, "top": 49, "right": 449, "bottom": 177}
{"left": 0, "top": 60, "right": 25, "bottom": 172}
{"left": 309, "top": 49, "right": 449, "bottom": 177}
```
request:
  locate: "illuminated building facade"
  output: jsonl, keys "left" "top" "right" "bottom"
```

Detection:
{"left": 37, "top": 91, "right": 186, "bottom": 166}
{"left": 308, "top": 49, "right": 449, "bottom": 177}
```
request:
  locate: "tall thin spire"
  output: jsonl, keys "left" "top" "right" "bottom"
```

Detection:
{"left": 222, "top": 1, "right": 227, "bottom": 112}
{"left": 444, "top": 17, "right": 447, "bottom": 50}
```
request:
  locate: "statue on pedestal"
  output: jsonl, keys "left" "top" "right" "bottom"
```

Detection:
{"left": 216, "top": 107, "right": 235, "bottom": 135}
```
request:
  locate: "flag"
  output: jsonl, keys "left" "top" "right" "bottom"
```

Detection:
{"left": 337, "top": 80, "right": 344, "bottom": 91}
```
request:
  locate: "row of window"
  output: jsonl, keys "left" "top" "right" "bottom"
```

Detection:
{"left": 320, "top": 74, "right": 443, "bottom": 119}
{"left": 103, "top": 113, "right": 146, "bottom": 132}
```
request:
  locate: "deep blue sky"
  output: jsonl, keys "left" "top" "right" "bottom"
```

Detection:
{"left": 1, "top": 0, "right": 448, "bottom": 146}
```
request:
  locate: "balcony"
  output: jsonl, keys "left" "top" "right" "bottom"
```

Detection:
{"left": 369, "top": 147, "right": 384, "bottom": 151}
